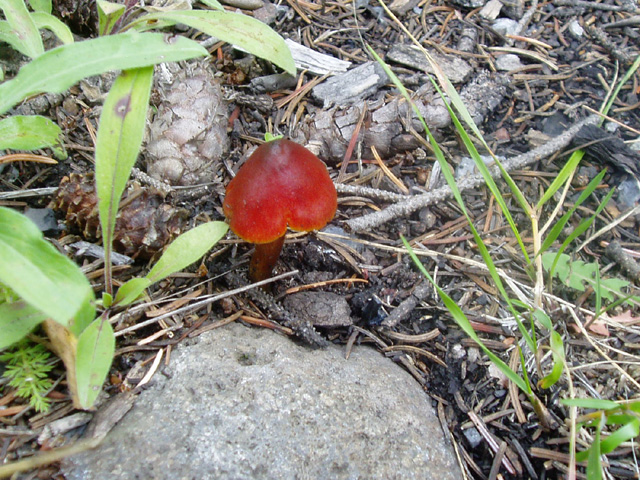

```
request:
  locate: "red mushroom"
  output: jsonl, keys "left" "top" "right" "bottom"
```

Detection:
{"left": 223, "top": 138, "right": 337, "bottom": 283}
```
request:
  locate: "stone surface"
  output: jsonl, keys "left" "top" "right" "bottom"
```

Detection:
{"left": 65, "top": 323, "right": 461, "bottom": 480}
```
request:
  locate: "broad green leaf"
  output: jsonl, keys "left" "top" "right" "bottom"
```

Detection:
{"left": 31, "top": 11, "right": 73, "bottom": 44}
{"left": 0, "top": 32, "right": 208, "bottom": 115}
{"left": 29, "top": 0, "right": 52, "bottom": 13}
{"left": 0, "top": 115, "right": 65, "bottom": 159}
{"left": 97, "top": 0, "right": 125, "bottom": 36}
{"left": 95, "top": 66, "right": 153, "bottom": 278}
{"left": 75, "top": 318, "right": 115, "bottom": 409}
{"left": 147, "top": 221, "right": 228, "bottom": 284}
{"left": 0, "top": 20, "right": 35, "bottom": 57}
{"left": 0, "top": 0, "right": 43, "bottom": 57}
{"left": 127, "top": 10, "right": 295, "bottom": 75}
{"left": 0, "top": 301, "right": 47, "bottom": 348}
{"left": 561, "top": 398, "right": 621, "bottom": 410}
{"left": 114, "top": 277, "right": 152, "bottom": 306}
{"left": 0, "top": 207, "right": 96, "bottom": 330}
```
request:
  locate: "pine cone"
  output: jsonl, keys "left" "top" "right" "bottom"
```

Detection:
{"left": 50, "top": 173, "right": 188, "bottom": 259}
{"left": 144, "top": 61, "right": 229, "bottom": 186}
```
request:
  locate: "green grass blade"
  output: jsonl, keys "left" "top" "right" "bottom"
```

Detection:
{"left": 0, "top": 32, "right": 207, "bottom": 115}
{"left": 594, "top": 259, "right": 602, "bottom": 319}
{"left": 561, "top": 398, "right": 621, "bottom": 410}
{"left": 539, "top": 169, "right": 607, "bottom": 255}
{"left": 545, "top": 186, "right": 614, "bottom": 280}
{"left": 537, "top": 150, "right": 585, "bottom": 209}
{"left": 95, "top": 66, "right": 153, "bottom": 291}
{"left": 127, "top": 10, "right": 296, "bottom": 75}
{"left": 601, "top": 55, "right": 640, "bottom": 119}
{"left": 402, "top": 236, "right": 531, "bottom": 393}
{"left": 0, "top": 0, "right": 43, "bottom": 57}
{"left": 586, "top": 415, "right": 603, "bottom": 480}
{"left": 370, "top": 46, "right": 536, "bottom": 353}
{"left": 429, "top": 77, "right": 531, "bottom": 263}
{"left": 600, "top": 417, "right": 640, "bottom": 455}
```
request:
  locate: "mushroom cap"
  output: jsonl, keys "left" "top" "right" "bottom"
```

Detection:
{"left": 223, "top": 139, "right": 337, "bottom": 244}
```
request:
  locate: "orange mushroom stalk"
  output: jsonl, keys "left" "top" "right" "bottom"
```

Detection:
{"left": 223, "top": 138, "right": 337, "bottom": 283}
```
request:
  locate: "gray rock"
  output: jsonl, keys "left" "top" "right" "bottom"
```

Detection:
{"left": 64, "top": 323, "right": 460, "bottom": 480}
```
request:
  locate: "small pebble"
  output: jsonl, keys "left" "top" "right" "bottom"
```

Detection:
{"left": 463, "top": 427, "right": 483, "bottom": 448}
{"left": 568, "top": 19, "right": 584, "bottom": 39}
{"left": 616, "top": 177, "right": 640, "bottom": 210}
{"left": 492, "top": 18, "right": 519, "bottom": 36}
{"left": 23, "top": 207, "right": 58, "bottom": 235}
{"left": 495, "top": 53, "right": 524, "bottom": 72}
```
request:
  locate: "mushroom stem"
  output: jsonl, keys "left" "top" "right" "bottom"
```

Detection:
{"left": 249, "top": 235, "right": 286, "bottom": 283}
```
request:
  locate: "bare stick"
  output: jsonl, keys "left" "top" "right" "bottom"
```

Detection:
{"left": 344, "top": 115, "right": 599, "bottom": 232}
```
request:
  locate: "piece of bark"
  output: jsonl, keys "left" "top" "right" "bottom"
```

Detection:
{"left": 85, "top": 391, "right": 137, "bottom": 440}
{"left": 605, "top": 241, "right": 640, "bottom": 281}
{"left": 292, "top": 85, "right": 451, "bottom": 163}
{"left": 382, "top": 283, "right": 430, "bottom": 328}
{"left": 459, "top": 70, "right": 510, "bottom": 125}
{"left": 312, "top": 61, "right": 389, "bottom": 108}
{"left": 284, "top": 38, "right": 351, "bottom": 75}
{"left": 572, "top": 124, "right": 640, "bottom": 178}
{"left": 387, "top": 45, "right": 473, "bottom": 84}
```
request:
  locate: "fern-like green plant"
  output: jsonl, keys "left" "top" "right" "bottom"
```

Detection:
{"left": 1, "top": 340, "right": 54, "bottom": 412}
{"left": 542, "top": 252, "right": 638, "bottom": 303}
